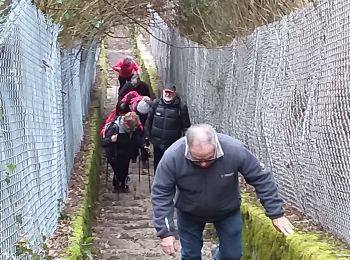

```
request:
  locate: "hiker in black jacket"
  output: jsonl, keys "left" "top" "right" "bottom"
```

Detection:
{"left": 101, "top": 112, "right": 149, "bottom": 193}
{"left": 118, "top": 74, "right": 151, "bottom": 102}
{"left": 145, "top": 84, "right": 191, "bottom": 172}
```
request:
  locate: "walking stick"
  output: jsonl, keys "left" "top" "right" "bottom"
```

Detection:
{"left": 144, "top": 138, "right": 151, "bottom": 191}
{"left": 106, "top": 159, "right": 109, "bottom": 184}
{"left": 147, "top": 158, "right": 151, "bottom": 192}
{"left": 138, "top": 151, "right": 141, "bottom": 184}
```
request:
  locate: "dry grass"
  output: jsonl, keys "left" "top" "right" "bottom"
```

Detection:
{"left": 34, "top": 0, "right": 169, "bottom": 47}
{"left": 32, "top": 0, "right": 309, "bottom": 49}
{"left": 34, "top": 0, "right": 308, "bottom": 47}
{"left": 173, "top": 0, "right": 310, "bottom": 46}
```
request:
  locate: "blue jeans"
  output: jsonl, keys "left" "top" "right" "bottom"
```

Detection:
{"left": 177, "top": 210, "right": 242, "bottom": 260}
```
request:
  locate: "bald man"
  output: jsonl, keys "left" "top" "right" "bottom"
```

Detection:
{"left": 151, "top": 124, "right": 294, "bottom": 260}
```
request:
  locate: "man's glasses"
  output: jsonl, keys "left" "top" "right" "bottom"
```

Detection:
{"left": 188, "top": 151, "right": 217, "bottom": 164}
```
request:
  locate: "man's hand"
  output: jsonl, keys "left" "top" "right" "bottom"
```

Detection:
{"left": 143, "top": 96, "right": 151, "bottom": 103}
{"left": 113, "top": 67, "right": 121, "bottom": 72}
{"left": 111, "top": 134, "right": 118, "bottom": 142}
{"left": 272, "top": 216, "right": 294, "bottom": 236}
{"left": 160, "top": 236, "right": 178, "bottom": 257}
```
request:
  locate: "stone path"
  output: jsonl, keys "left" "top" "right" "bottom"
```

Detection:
{"left": 92, "top": 27, "right": 213, "bottom": 260}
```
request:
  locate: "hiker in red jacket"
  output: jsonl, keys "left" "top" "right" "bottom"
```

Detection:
{"left": 120, "top": 91, "right": 152, "bottom": 171}
{"left": 100, "top": 93, "right": 151, "bottom": 169}
{"left": 120, "top": 91, "right": 151, "bottom": 126}
{"left": 112, "top": 56, "right": 141, "bottom": 90}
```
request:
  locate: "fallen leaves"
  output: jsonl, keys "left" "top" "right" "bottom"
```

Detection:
{"left": 45, "top": 82, "right": 101, "bottom": 259}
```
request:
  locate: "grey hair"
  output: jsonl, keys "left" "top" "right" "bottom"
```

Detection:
{"left": 124, "top": 55, "right": 133, "bottom": 62}
{"left": 185, "top": 124, "right": 217, "bottom": 147}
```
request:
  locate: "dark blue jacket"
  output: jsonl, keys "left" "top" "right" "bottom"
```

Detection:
{"left": 151, "top": 133, "right": 284, "bottom": 238}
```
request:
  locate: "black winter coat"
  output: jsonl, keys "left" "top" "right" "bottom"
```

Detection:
{"left": 145, "top": 97, "right": 191, "bottom": 150}
{"left": 118, "top": 80, "right": 151, "bottom": 102}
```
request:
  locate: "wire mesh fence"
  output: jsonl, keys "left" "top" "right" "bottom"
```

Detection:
{"left": 0, "top": 0, "right": 98, "bottom": 258}
{"left": 150, "top": 0, "right": 350, "bottom": 244}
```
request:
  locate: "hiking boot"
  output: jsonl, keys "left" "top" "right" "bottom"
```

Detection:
{"left": 121, "top": 185, "right": 130, "bottom": 193}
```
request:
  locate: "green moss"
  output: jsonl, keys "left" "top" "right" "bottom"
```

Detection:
{"left": 128, "top": 25, "right": 159, "bottom": 98}
{"left": 146, "top": 67, "right": 160, "bottom": 98}
{"left": 62, "top": 46, "right": 105, "bottom": 260}
{"left": 98, "top": 40, "right": 108, "bottom": 111}
{"left": 241, "top": 193, "right": 350, "bottom": 260}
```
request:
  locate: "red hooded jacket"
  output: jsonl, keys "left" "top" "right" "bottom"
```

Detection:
{"left": 112, "top": 59, "right": 141, "bottom": 78}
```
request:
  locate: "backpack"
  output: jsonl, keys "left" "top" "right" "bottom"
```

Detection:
{"left": 121, "top": 91, "right": 144, "bottom": 112}
{"left": 103, "top": 122, "right": 119, "bottom": 159}
{"left": 100, "top": 92, "right": 139, "bottom": 138}
{"left": 100, "top": 108, "right": 117, "bottom": 138}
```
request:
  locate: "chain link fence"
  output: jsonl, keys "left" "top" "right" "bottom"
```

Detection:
{"left": 0, "top": 0, "right": 98, "bottom": 258}
{"left": 150, "top": 0, "right": 350, "bottom": 244}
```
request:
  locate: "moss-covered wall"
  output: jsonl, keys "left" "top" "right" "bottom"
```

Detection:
{"left": 98, "top": 41, "right": 108, "bottom": 113}
{"left": 63, "top": 113, "right": 101, "bottom": 259}
{"left": 241, "top": 193, "right": 350, "bottom": 260}
{"left": 129, "top": 25, "right": 160, "bottom": 98}
{"left": 62, "top": 43, "right": 107, "bottom": 259}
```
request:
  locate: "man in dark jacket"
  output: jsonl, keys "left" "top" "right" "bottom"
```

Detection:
{"left": 151, "top": 124, "right": 294, "bottom": 259}
{"left": 101, "top": 112, "right": 148, "bottom": 193}
{"left": 118, "top": 74, "right": 151, "bottom": 102}
{"left": 145, "top": 84, "right": 191, "bottom": 172}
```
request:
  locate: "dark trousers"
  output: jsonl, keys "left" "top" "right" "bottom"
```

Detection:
{"left": 177, "top": 210, "right": 242, "bottom": 260}
{"left": 118, "top": 74, "right": 133, "bottom": 90}
{"left": 108, "top": 155, "right": 130, "bottom": 187}
{"left": 153, "top": 146, "right": 166, "bottom": 173}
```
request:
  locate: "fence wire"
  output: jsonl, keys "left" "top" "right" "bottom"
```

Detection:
{"left": 0, "top": 0, "right": 98, "bottom": 258}
{"left": 150, "top": 0, "right": 350, "bottom": 244}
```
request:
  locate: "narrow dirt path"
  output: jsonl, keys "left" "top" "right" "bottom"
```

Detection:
{"left": 92, "top": 27, "right": 213, "bottom": 260}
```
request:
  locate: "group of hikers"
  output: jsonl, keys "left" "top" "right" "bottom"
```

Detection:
{"left": 100, "top": 56, "right": 295, "bottom": 259}
{"left": 100, "top": 55, "right": 191, "bottom": 193}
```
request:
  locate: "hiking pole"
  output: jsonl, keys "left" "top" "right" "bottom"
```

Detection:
{"left": 138, "top": 150, "right": 141, "bottom": 184}
{"left": 106, "top": 160, "right": 109, "bottom": 185}
{"left": 144, "top": 138, "right": 151, "bottom": 192}
{"left": 147, "top": 157, "right": 151, "bottom": 192}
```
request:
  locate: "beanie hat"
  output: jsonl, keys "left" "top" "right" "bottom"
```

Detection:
{"left": 136, "top": 99, "right": 150, "bottom": 114}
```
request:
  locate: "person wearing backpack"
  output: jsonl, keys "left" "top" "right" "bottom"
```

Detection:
{"left": 101, "top": 112, "right": 149, "bottom": 193}
{"left": 118, "top": 74, "right": 151, "bottom": 102}
{"left": 145, "top": 84, "right": 191, "bottom": 172}
{"left": 99, "top": 100, "right": 135, "bottom": 140}
{"left": 119, "top": 91, "right": 152, "bottom": 167}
